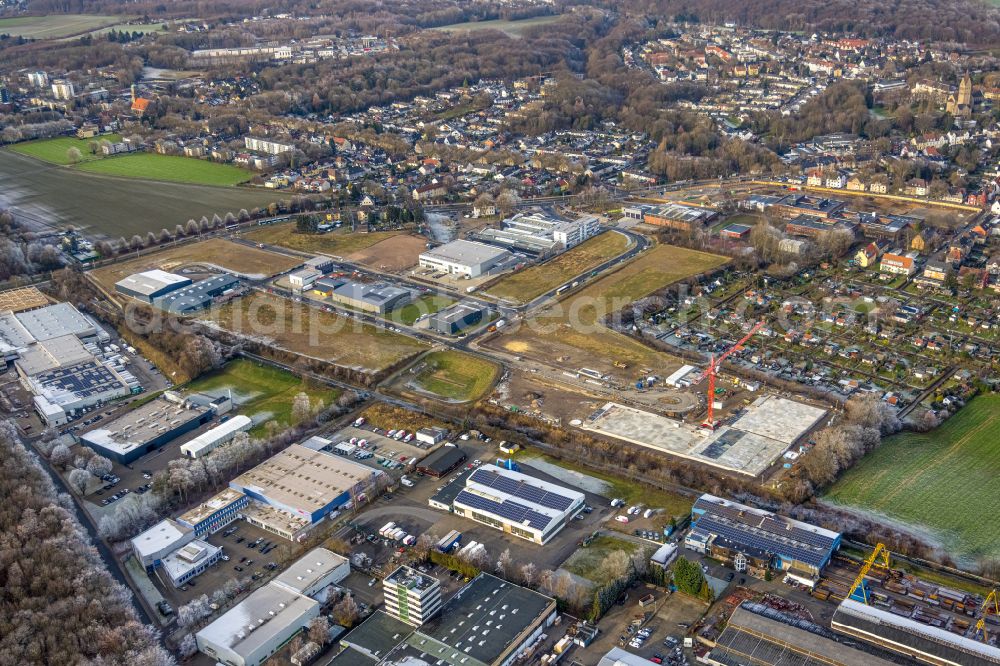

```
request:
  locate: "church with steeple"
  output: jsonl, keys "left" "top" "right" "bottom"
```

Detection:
{"left": 947, "top": 73, "right": 973, "bottom": 117}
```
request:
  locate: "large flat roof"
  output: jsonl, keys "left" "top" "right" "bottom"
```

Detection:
{"left": 420, "top": 239, "right": 510, "bottom": 267}
{"left": 414, "top": 573, "right": 555, "bottom": 665}
{"left": 15, "top": 302, "right": 96, "bottom": 341}
{"left": 340, "top": 610, "right": 414, "bottom": 660}
{"left": 16, "top": 335, "right": 93, "bottom": 375}
{"left": 231, "top": 444, "right": 376, "bottom": 513}
{"left": 272, "top": 547, "right": 348, "bottom": 595}
{"left": 197, "top": 582, "right": 318, "bottom": 660}
{"left": 132, "top": 519, "right": 192, "bottom": 559}
{"left": 28, "top": 360, "right": 129, "bottom": 407}
{"left": 80, "top": 399, "right": 207, "bottom": 455}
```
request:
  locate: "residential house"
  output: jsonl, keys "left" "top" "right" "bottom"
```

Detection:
{"left": 904, "top": 179, "right": 928, "bottom": 197}
{"left": 879, "top": 251, "right": 917, "bottom": 276}
{"left": 855, "top": 242, "right": 882, "bottom": 268}
{"left": 846, "top": 177, "right": 866, "bottom": 192}
{"left": 869, "top": 180, "right": 888, "bottom": 194}
{"left": 910, "top": 228, "right": 938, "bottom": 254}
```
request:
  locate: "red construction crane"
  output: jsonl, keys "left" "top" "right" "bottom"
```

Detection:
{"left": 697, "top": 321, "right": 764, "bottom": 429}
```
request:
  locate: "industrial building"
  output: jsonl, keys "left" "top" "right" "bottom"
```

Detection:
{"left": 474, "top": 211, "right": 600, "bottom": 255}
{"left": 311, "top": 276, "right": 411, "bottom": 314}
{"left": 624, "top": 203, "right": 717, "bottom": 231}
{"left": 196, "top": 547, "right": 348, "bottom": 666}
{"left": 336, "top": 574, "right": 557, "bottom": 666}
{"left": 114, "top": 269, "right": 193, "bottom": 303}
{"left": 708, "top": 603, "right": 899, "bottom": 666}
{"left": 79, "top": 398, "right": 211, "bottom": 464}
{"left": 16, "top": 322, "right": 144, "bottom": 426}
{"left": 177, "top": 488, "right": 249, "bottom": 536}
{"left": 180, "top": 415, "right": 254, "bottom": 458}
{"left": 450, "top": 465, "right": 585, "bottom": 545}
{"left": 686, "top": 494, "right": 841, "bottom": 585}
{"left": 132, "top": 518, "right": 194, "bottom": 570}
{"left": 196, "top": 581, "right": 320, "bottom": 666}
{"left": 831, "top": 598, "right": 1000, "bottom": 665}
{"left": 272, "top": 547, "right": 350, "bottom": 596}
{"left": 382, "top": 565, "right": 443, "bottom": 626}
{"left": 152, "top": 273, "right": 243, "bottom": 314}
{"left": 230, "top": 443, "right": 383, "bottom": 541}
{"left": 418, "top": 240, "right": 511, "bottom": 278}
{"left": 429, "top": 302, "right": 487, "bottom": 335}
{"left": 415, "top": 445, "right": 467, "bottom": 478}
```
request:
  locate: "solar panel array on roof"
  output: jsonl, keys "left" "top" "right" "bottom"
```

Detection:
{"left": 469, "top": 468, "right": 573, "bottom": 511}
{"left": 36, "top": 361, "right": 124, "bottom": 398}
{"left": 455, "top": 489, "right": 552, "bottom": 530}
{"left": 693, "top": 495, "right": 838, "bottom": 569}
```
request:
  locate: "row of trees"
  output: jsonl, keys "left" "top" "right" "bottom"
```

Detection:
{"left": 0, "top": 422, "right": 174, "bottom": 665}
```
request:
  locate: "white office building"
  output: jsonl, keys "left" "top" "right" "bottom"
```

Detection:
{"left": 131, "top": 519, "right": 195, "bottom": 570}
{"left": 418, "top": 239, "right": 511, "bottom": 278}
{"left": 382, "top": 565, "right": 443, "bottom": 626}
{"left": 161, "top": 539, "right": 223, "bottom": 587}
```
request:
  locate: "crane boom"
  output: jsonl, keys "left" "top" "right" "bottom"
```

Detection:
{"left": 848, "top": 543, "right": 890, "bottom": 604}
{"left": 699, "top": 321, "right": 764, "bottom": 428}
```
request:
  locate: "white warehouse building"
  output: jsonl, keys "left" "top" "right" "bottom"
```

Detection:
{"left": 451, "top": 465, "right": 585, "bottom": 545}
{"left": 196, "top": 548, "right": 346, "bottom": 666}
{"left": 180, "top": 415, "right": 254, "bottom": 458}
{"left": 418, "top": 239, "right": 511, "bottom": 278}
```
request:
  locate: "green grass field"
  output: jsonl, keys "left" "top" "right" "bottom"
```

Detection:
{"left": 826, "top": 394, "right": 1000, "bottom": 561}
{"left": 244, "top": 222, "right": 401, "bottom": 256}
{"left": 389, "top": 295, "right": 455, "bottom": 325}
{"left": 183, "top": 359, "right": 334, "bottom": 434}
{"left": 76, "top": 153, "right": 252, "bottom": 185}
{"left": 562, "top": 536, "right": 644, "bottom": 584}
{"left": 432, "top": 15, "right": 563, "bottom": 38}
{"left": 486, "top": 231, "right": 632, "bottom": 303}
{"left": 9, "top": 135, "right": 122, "bottom": 165}
{"left": 0, "top": 14, "right": 120, "bottom": 39}
{"left": 409, "top": 350, "right": 499, "bottom": 402}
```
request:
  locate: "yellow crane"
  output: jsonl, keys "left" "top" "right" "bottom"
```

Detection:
{"left": 847, "top": 543, "right": 891, "bottom": 604}
{"left": 974, "top": 589, "right": 999, "bottom": 642}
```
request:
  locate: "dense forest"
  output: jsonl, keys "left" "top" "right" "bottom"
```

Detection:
{"left": 0, "top": 423, "right": 174, "bottom": 666}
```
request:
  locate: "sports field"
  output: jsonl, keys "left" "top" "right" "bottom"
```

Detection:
{"left": 9, "top": 135, "right": 122, "bottom": 165}
{"left": 244, "top": 222, "right": 401, "bottom": 257}
{"left": 0, "top": 14, "right": 120, "bottom": 39}
{"left": 183, "top": 359, "right": 333, "bottom": 433}
{"left": 408, "top": 350, "right": 499, "bottom": 402}
{"left": 76, "top": 153, "right": 252, "bottom": 186}
{"left": 389, "top": 294, "right": 455, "bottom": 325}
{"left": 826, "top": 395, "right": 1000, "bottom": 562}
{"left": 89, "top": 238, "right": 299, "bottom": 292}
{"left": 432, "top": 15, "right": 563, "bottom": 38}
{"left": 489, "top": 244, "right": 727, "bottom": 372}
{"left": 203, "top": 292, "right": 428, "bottom": 373}
{"left": 485, "top": 231, "right": 632, "bottom": 303}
